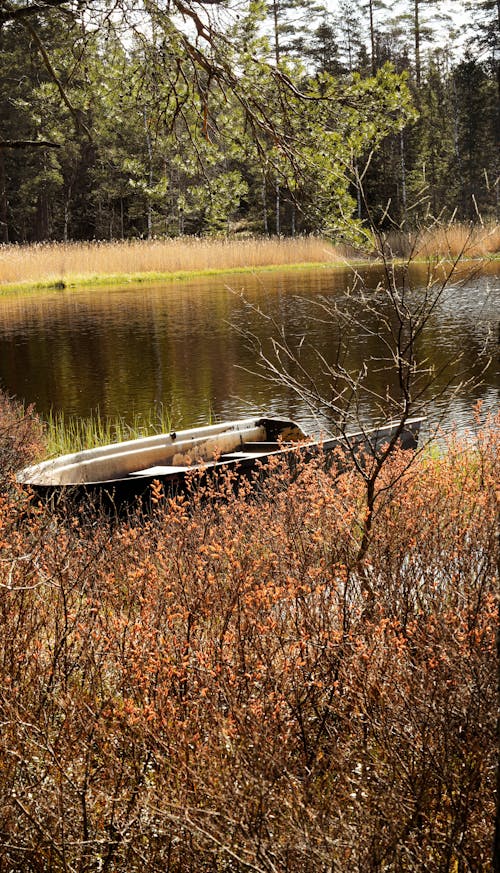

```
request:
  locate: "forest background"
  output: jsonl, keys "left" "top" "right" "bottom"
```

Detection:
{"left": 0, "top": 0, "right": 498, "bottom": 246}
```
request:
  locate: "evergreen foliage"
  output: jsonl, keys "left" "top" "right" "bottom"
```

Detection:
{"left": 0, "top": 0, "right": 498, "bottom": 242}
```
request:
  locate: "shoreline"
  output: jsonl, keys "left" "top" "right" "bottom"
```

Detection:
{"left": 1, "top": 254, "right": 498, "bottom": 297}
{"left": 0, "top": 260, "right": 354, "bottom": 296}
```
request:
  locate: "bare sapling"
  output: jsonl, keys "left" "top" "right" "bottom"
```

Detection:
{"left": 234, "top": 192, "right": 492, "bottom": 581}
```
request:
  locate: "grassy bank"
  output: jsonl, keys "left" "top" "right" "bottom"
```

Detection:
{"left": 0, "top": 261, "right": 349, "bottom": 296}
{"left": 0, "top": 237, "right": 347, "bottom": 293}
{"left": 1, "top": 392, "right": 498, "bottom": 871}
{"left": 1, "top": 225, "right": 498, "bottom": 294}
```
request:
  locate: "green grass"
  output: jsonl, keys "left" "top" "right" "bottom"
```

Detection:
{"left": 44, "top": 406, "right": 176, "bottom": 457}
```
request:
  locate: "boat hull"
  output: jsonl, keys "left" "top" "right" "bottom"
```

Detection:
{"left": 18, "top": 416, "right": 424, "bottom": 513}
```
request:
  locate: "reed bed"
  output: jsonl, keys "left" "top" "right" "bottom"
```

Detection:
{"left": 0, "top": 237, "right": 343, "bottom": 287}
{"left": 383, "top": 221, "right": 500, "bottom": 259}
{"left": 1, "top": 227, "right": 496, "bottom": 290}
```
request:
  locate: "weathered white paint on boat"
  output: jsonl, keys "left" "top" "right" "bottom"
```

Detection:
{"left": 17, "top": 415, "right": 425, "bottom": 511}
{"left": 18, "top": 418, "right": 303, "bottom": 486}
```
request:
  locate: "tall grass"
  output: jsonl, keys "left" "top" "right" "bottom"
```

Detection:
{"left": 0, "top": 226, "right": 497, "bottom": 290}
{"left": 0, "top": 237, "right": 344, "bottom": 288}
{"left": 44, "top": 406, "right": 175, "bottom": 456}
{"left": 383, "top": 221, "right": 500, "bottom": 259}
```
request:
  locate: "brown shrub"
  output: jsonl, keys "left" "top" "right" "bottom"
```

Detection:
{"left": 0, "top": 389, "right": 45, "bottom": 483}
{"left": 0, "top": 409, "right": 498, "bottom": 871}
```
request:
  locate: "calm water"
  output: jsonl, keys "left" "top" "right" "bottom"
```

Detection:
{"left": 0, "top": 264, "right": 497, "bottom": 437}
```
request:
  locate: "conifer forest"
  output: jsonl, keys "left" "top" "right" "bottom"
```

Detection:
{"left": 0, "top": 0, "right": 498, "bottom": 244}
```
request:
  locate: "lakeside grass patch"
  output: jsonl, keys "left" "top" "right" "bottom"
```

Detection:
{"left": 0, "top": 224, "right": 500, "bottom": 294}
{"left": 44, "top": 406, "right": 175, "bottom": 457}
{"left": 0, "top": 225, "right": 498, "bottom": 295}
{"left": 0, "top": 237, "right": 346, "bottom": 291}
{"left": 0, "top": 261, "right": 350, "bottom": 296}
{"left": 383, "top": 221, "right": 500, "bottom": 259}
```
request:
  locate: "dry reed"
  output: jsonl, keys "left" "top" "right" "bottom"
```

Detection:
{"left": 1, "top": 226, "right": 497, "bottom": 289}
{"left": 383, "top": 221, "right": 500, "bottom": 259}
{"left": 0, "top": 237, "right": 342, "bottom": 287}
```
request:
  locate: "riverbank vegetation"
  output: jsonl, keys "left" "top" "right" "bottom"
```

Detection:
{"left": 0, "top": 223, "right": 499, "bottom": 292}
{"left": 0, "top": 237, "right": 344, "bottom": 291}
{"left": 43, "top": 405, "right": 176, "bottom": 457}
{"left": 0, "top": 392, "right": 498, "bottom": 870}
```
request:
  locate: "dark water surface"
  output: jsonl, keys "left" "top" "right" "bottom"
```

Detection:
{"left": 0, "top": 263, "right": 497, "bottom": 436}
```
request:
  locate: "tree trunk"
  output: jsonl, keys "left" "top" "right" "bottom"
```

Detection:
{"left": 369, "top": 0, "right": 376, "bottom": 75}
{"left": 272, "top": 0, "right": 280, "bottom": 66}
{"left": 275, "top": 179, "right": 280, "bottom": 236}
{"left": 63, "top": 186, "right": 71, "bottom": 242}
{"left": 0, "top": 149, "right": 9, "bottom": 243}
{"left": 355, "top": 160, "right": 362, "bottom": 219}
{"left": 262, "top": 177, "right": 269, "bottom": 236}
{"left": 400, "top": 130, "right": 407, "bottom": 219}
{"left": 35, "top": 190, "right": 50, "bottom": 241}
{"left": 414, "top": 0, "right": 421, "bottom": 89}
{"left": 144, "top": 106, "right": 153, "bottom": 239}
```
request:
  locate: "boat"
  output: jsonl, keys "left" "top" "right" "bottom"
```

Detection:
{"left": 17, "top": 415, "right": 425, "bottom": 511}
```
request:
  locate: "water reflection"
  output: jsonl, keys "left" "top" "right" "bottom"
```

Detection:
{"left": 0, "top": 264, "right": 497, "bottom": 435}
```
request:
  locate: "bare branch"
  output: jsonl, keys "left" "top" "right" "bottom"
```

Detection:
{"left": 0, "top": 0, "right": 73, "bottom": 24}
{"left": 0, "top": 138, "right": 61, "bottom": 149}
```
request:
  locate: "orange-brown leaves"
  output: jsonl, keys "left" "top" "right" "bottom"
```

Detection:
{"left": 0, "top": 408, "right": 498, "bottom": 870}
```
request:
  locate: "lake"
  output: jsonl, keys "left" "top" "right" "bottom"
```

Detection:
{"left": 0, "top": 262, "right": 497, "bottom": 437}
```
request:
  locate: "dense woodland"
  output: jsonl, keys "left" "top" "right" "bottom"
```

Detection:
{"left": 0, "top": 0, "right": 498, "bottom": 244}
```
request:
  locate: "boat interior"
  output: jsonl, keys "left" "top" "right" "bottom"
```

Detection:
{"left": 19, "top": 419, "right": 307, "bottom": 486}
{"left": 129, "top": 441, "right": 295, "bottom": 478}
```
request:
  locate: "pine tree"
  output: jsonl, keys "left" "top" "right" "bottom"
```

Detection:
{"left": 360, "top": 0, "right": 389, "bottom": 74}
{"left": 266, "top": 0, "right": 326, "bottom": 65}
{"left": 387, "top": 0, "right": 453, "bottom": 90}
{"left": 452, "top": 55, "right": 498, "bottom": 220}
{"left": 307, "top": 14, "right": 344, "bottom": 77}
{"left": 406, "top": 55, "right": 457, "bottom": 218}
{"left": 335, "top": 0, "right": 366, "bottom": 72}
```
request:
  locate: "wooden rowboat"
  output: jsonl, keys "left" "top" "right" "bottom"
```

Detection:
{"left": 17, "top": 415, "right": 424, "bottom": 510}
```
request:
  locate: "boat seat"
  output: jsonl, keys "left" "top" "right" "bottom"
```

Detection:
{"left": 129, "top": 465, "right": 190, "bottom": 477}
{"left": 239, "top": 442, "right": 281, "bottom": 452}
{"left": 218, "top": 451, "right": 265, "bottom": 460}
